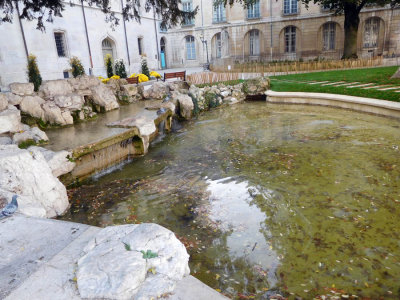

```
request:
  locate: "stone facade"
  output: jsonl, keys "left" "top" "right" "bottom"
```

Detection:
{"left": 162, "top": 0, "right": 400, "bottom": 68}
{"left": 0, "top": 0, "right": 162, "bottom": 88}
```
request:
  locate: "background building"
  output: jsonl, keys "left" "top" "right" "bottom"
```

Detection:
{"left": 0, "top": 0, "right": 162, "bottom": 88}
{"left": 162, "top": 0, "right": 400, "bottom": 69}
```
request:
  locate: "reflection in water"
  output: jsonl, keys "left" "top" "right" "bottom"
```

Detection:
{"left": 62, "top": 103, "right": 400, "bottom": 299}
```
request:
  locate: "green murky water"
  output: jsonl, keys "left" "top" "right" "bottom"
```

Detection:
{"left": 62, "top": 103, "right": 400, "bottom": 299}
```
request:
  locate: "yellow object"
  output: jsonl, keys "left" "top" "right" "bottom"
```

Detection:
{"left": 102, "top": 78, "right": 110, "bottom": 84}
{"left": 97, "top": 76, "right": 105, "bottom": 80}
{"left": 110, "top": 75, "right": 120, "bottom": 80}
{"left": 150, "top": 71, "right": 161, "bottom": 78}
{"left": 129, "top": 73, "right": 137, "bottom": 78}
{"left": 137, "top": 73, "right": 149, "bottom": 83}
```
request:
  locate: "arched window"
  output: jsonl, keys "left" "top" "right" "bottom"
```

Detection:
{"left": 185, "top": 36, "right": 196, "bottom": 60}
{"left": 285, "top": 26, "right": 296, "bottom": 53}
{"left": 102, "top": 38, "right": 114, "bottom": 63}
{"left": 249, "top": 30, "right": 260, "bottom": 56}
{"left": 364, "top": 18, "right": 380, "bottom": 48}
{"left": 323, "top": 22, "right": 336, "bottom": 51}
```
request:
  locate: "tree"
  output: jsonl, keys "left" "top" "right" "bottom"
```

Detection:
{"left": 69, "top": 56, "right": 85, "bottom": 78}
{"left": 27, "top": 54, "right": 42, "bottom": 91}
{"left": 140, "top": 56, "right": 150, "bottom": 77}
{"left": 115, "top": 59, "right": 127, "bottom": 78}
{"left": 0, "top": 0, "right": 198, "bottom": 31}
{"left": 104, "top": 54, "right": 113, "bottom": 78}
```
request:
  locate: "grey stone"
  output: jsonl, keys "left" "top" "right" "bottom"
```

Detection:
{"left": 0, "top": 93, "right": 8, "bottom": 111}
{"left": 9, "top": 82, "right": 34, "bottom": 96}
{"left": 142, "top": 81, "right": 169, "bottom": 100}
{"left": 28, "top": 146, "right": 75, "bottom": 177}
{"left": 77, "top": 223, "right": 190, "bottom": 300}
{"left": 42, "top": 102, "right": 67, "bottom": 125}
{"left": 89, "top": 84, "right": 119, "bottom": 111}
{"left": 67, "top": 76, "right": 101, "bottom": 91}
{"left": 174, "top": 92, "right": 194, "bottom": 120}
{"left": 0, "top": 108, "right": 22, "bottom": 134}
{"left": 39, "top": 80, "right": 74, "bottom": 99}
{"left": 53, "top": 94, "right": 85, "bottom": 111}
{"left": 5, "top": 92, "right": 22, "bottom": 106}
{"left": 0, "top": 145, "right": 69, "bottom": 218}
{"left": 20, "top": 96, "right": 45, "bottom": 120}
{"left": 0, "top": 136, "right": 12, "bottom": 145}
{"left": 13, "top": 127, "right": 49, "bottom": 144}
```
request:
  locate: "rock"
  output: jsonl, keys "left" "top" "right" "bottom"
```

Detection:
{"left": 142, "top": 82, "right": 169, "bottom": 100}
{"left": 145, "top": 101, "right": 176, "bottom": 113}
{"left": 0, "top": 145, "right": 69, "bottom": 218}
{"left": 20, "top": 96, "right": 45, "bottom": 120}
{"left": 167, "top": 81, "right": 190, "bottom": 92}
{"left": 53, "top": 94, "right": 84, "bottom": 111}
{"left": 89, "top": 84, "right": 119, "bottom": 111}
{"left": 220, "top": 90, "right": 231, "bottom": 98}
{"left": 5, "top": 93, "right": 22, "bottom": 106}
{"left": 28, "top": 147, "right": 75, "bottom": 177}
{"left": 174, "top": 92, "right": 194, "bottom": 120}
{"left": 42, "top": 102, "right": 67, "bottom": 125}
{"left": 77, "top": 223, "right": 190, "bottom": 300}
{"left": 0, "top": 136, "right": 12, "bottom": 145}
{"left": 68, "top": 76, "right": 100, "bottom": 91}
{"left": 39, "top": 80, "right": 74, "bottom": 99}
{"left": 120, "top": 84, "right": 143, "bottom": 101}
{"left": 0, "top": 108, "right": 22, "bottom": 134}
{"left": 224, "top": 97, "right": 239, "bottom": 105}
{"left": 0, "top": 93, "right": 8, "bottom": 111}
{"left": 61, "top": 110, "right": 74, "bottom": 125}
{"left": 9, "top": 82, "right": 34, "bottom": 96}
{"left": 12, "top": 127, "right": 49, "bottom": 144}
{"left": 244, "top": 77, "right": 270, "bottom": 95}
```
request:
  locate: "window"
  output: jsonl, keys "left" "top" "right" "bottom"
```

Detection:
{"left": 54, "top": 32, "right": 67, "bottom": 57}
{"left": 182, "top": 0, "right": 194, "bottom": 25}
{"left": 247, "top": 0, "right": 260, "bottom": 19}
{"left": 138, "top": 37, "right": 143, "bottom": 55}
{"left": 159, "top": 21, "right": 167, "bottom": 32}
{"left": 323, "top": 23, "right": 336, "bottom": 51}
{"left": 364, "top": 18, "right": 379, "bottom": 48}
{"left": 63, "top": 71, "right": 70, "bottom": 78}
{"left": 283, "top": 0, "right": 298, "bottom": 15}
{"left": 285, "top": 26, "right": 296, "bottom": 53}
{"left": 215, "top": 33, "right": 222, "bottom": 58}
{"left": 186, "top": 36, "right": 196, "bottom": 60}
{"left": 249, "top": 30, "right": 260, "bottom": 56}
{"left": 213, "top": 1, "right": 226, "bottom": 23}
{"left": 102, "top": 38, "right": 114, "bottom": 63}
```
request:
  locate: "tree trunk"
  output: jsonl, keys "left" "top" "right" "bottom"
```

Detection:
{"left": 342, "top": 3, "right": 360, "bottom": 59}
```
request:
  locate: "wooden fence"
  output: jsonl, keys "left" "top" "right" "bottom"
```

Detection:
{"left": 211, "top": 56, "right": 384, "bottom": 74}
{"left": 187, "top": 72, "right": 263, "bottom": 85}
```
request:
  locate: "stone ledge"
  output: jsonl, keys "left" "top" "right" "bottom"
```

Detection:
{"left": 265, "top": 90, "right": 400, "bottom": 119}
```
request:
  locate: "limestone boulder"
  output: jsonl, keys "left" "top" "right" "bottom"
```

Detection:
{"left": 120, "top": 84, "right": 144, "bottom": 101}
{"left": 173, "top": 92, "right": 194, "bottom": 120}
{"left": 53, "top": 94, "right": 84, "bottom": 111}
{"left": 5, "top": 93, "right": 22, "bottom": 106}
{"left": 28, "top": 146, "right": 75, "bottom": 177}
{"left": 20, "top": 96, "right": 45, "bottom": 120}
{"left": 0, "top": 145, "right": 69, "bottom": 218}
{"left": 245, "top": 76, "right": 270, "bottom": 95}
{"left": 61, "top": 110, "right": 74, "bottom": 125}
{"left": 89, "top": 84, "right": 119, "bottom": 111}
{"left": 0, "top": 93, "right": 8, "bottom": 112}
{"left": 13, "top": 127, "right": 49, "bottom": 144}
{"left": 167, "top": 81, "right": 190, "bottom": 92}
{"left": 39, "top": 80, "right": 74, "bottom": 99}
{"left": 9, "top": 82, "right": 34, "bottom": 96}
{"left": 77, "top": 223, "right": 190, "bottom": 300}
{"left": 0, "top": 107, "right": 23, "bottom": 134}
{"left": 42, "top": 102, "right": 73, "bottom": 125}
{"left": 142, "top": 82, "right": 169, "bottom": 100}
{"left": 68, "top": 75, "right": 101, "bottom": 91}
{"left": 0, "top": 136, "right": 12, "bottom": 145}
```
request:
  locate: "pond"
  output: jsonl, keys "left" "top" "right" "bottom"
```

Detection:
{"left": 61, "top": 102, "right": 400, "bottom": 299}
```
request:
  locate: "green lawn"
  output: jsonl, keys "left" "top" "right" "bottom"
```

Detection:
{"left": 270, "top": 66, "right": 400, "bottom": 102}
